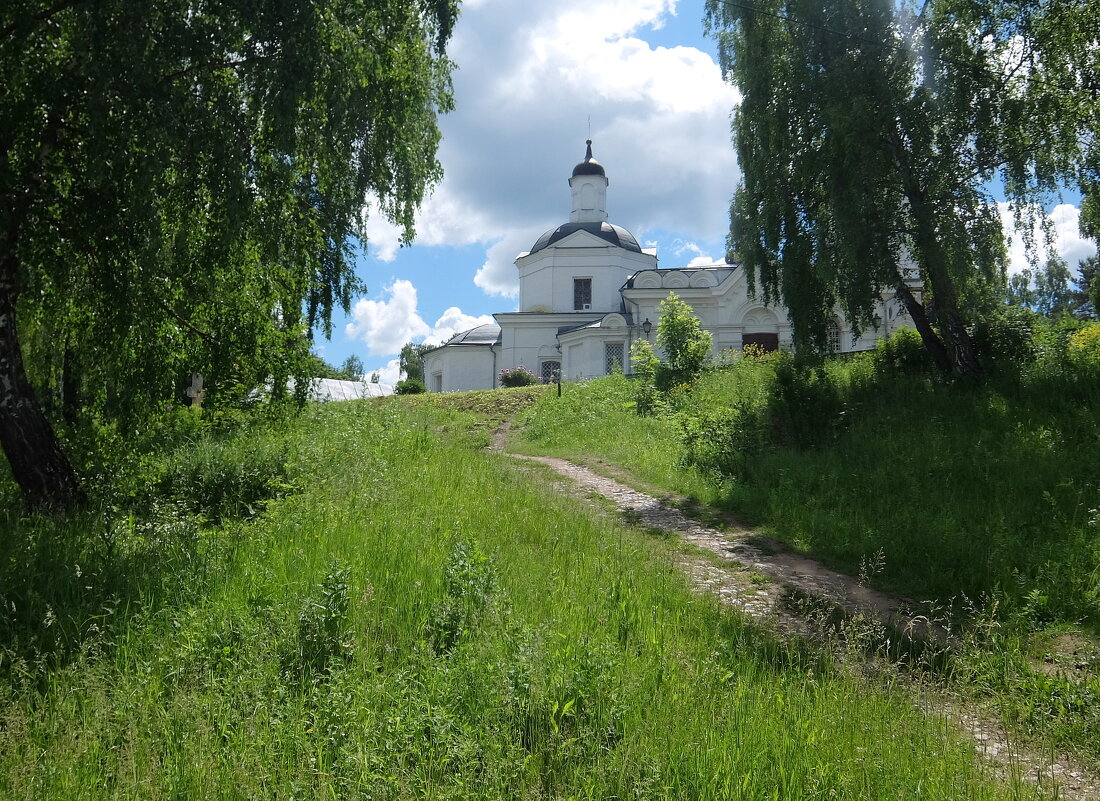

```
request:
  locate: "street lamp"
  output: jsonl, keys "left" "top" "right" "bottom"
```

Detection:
{"left": 642, "top": 318, "right": 652, "bottom": 337}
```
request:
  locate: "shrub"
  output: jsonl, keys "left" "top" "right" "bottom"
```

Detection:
{"left": 157, "top": 433, "right": 291, "bottom": 522}
{"left": 499, "top": 366, "right": 539, "bottom": 388}
{"left": 630, "top": 339, "right": 662, "bottom": 416}
{"left": 291, "top": 563, "right": 353, "bottom": 683}
{"left": 426, "top": 540, "right": 498, "bottom": 654}
{"left": 655, "top": 292, "right": 712, "bottom": 389}
{"left": 1067, "top": 323, "right": 1100, "bottom": 375}
{"left": 871, "top": 327, "right": 932, "bottom": 375}
{"left": 395, "top": 378, "right": 426, "bottom": 394}
{"left": 970, "top": 305, "right": 1039, "bottom": 364}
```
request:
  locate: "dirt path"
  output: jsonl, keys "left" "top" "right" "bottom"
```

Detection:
{"left": 494, "top": 436, "right": 1100, "bottom": 800}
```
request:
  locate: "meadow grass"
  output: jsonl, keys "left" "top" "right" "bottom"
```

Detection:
{"left": 0, "top": 397, "right": 1035, "bottom": 798}
{"left": 513, "top": 342, "right": 1100, "bottom": 758}
{"left": 516, "top": 357, "right": 1100, "bottom": 629}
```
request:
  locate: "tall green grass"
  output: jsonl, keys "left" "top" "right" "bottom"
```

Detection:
{"left": 515, "top": 332, "right": 1100, "bottom": 760}
{"left": 0, "top": 399, "right": 1030, "bottom": 798}
{"left": 517, "top": 343, "right": 1100, "bottom": 630}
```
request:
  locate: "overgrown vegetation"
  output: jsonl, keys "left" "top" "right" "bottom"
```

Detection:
{"left": 0, "top": 394, "right": 1032, "bottom": 798}
{"left": 517, "top": 317, "right": 1100, "bottom": 758}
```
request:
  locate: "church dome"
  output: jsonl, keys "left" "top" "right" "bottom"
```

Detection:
{"left": 571, "top": 139, "right": 605, "bottom": 177}
{"left": 529, "top": 221, "right": 642, "bottom": 254}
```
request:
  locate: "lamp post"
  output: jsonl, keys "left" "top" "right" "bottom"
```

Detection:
{"left": 642, "top": 318, "right": 652, "bottom": 338}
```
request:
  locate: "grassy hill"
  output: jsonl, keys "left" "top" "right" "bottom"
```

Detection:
{"left": 0, "top": 386, "right": 1053, "bottom": 798}
{"left": 513, "top": 322, "right": 1100, "bottom": 760}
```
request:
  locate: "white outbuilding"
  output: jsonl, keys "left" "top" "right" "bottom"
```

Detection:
{"left": 422, "top": 141, "right": 914, "bottom": 392}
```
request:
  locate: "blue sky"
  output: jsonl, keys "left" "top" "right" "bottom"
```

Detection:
{"left": 315, "top": 0, "right": 1096, "bottom": 381}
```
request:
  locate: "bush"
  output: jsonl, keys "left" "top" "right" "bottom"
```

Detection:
{"left": 630, "top": 339, "right": 663, "bottom": 416}
{"left": 499, "top": 366, "right": 539, "bottom": 388}
{"left": 395, "top": 378, "right": 426, "bottom": 394}
{"left": 157, "top": 433, "right": 291, "bottom": 522}
{"left": 871, "top": 327, "right": 932, "bottom": 375}
{"left": 1067, "top": 323, "right": 1100, "bottom": 375}
{"left": 655, "top": 293, "right": 712, "bottom": 389}
{"left": 970, "top": 305, "right": 1039, "bottom": 364}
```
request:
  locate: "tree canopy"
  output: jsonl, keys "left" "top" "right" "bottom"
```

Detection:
{"left": 399, "top": 341, "right": 432, "bottom": 384}
{"left": 704, "top": 0, "right": 1098, "bottom": 374}
{"left": 1, "top": 0, "right": 458, "bottom": 508}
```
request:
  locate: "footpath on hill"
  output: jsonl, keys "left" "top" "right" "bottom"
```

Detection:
{"left": 488, "top": 422, "right": 1100, "bottom": 801}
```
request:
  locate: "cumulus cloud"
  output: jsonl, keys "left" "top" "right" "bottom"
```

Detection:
{"left": 473, "top": 230, "right": 548, "bottom": 298}
{"left": 998, "top": 203, "right": 1097, "bottom": 275}
{"left": 345, "top": 280, "right": 494, "bottom": 356}
{"left": 370, "top": 0, "right": 740, "bottom": 297}
{"left": 345, "top": 280, "right": 430, "bottom": 355}
{"left": 426, "top": 307, "right": 496, "bottom": 345}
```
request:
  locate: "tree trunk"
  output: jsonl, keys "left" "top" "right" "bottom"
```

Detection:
{"left": 894, "top": 279, "right": 953, "bottom": 374}
{"left": 906, "top": 197, "right": 983, "bottom": 377}
{"left": 0, "top": 254, "right": 84, "bottom": 511}
{"left": 887, "top": 127, "right": 982, "bottom": 378}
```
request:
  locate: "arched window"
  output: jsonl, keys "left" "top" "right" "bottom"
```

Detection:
{"left": 826, "top": 319, "right": 841, "bottom": 353}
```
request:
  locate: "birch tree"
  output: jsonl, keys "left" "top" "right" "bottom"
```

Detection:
{"left": 705, "top": 0, "right": 1097, "bottom": 374}
{"left": 1, "top": 0, "right": 458, "bottom": 509}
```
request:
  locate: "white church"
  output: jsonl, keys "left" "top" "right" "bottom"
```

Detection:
{"left": 422, "top": 141, "right": 913, "bottom": 392}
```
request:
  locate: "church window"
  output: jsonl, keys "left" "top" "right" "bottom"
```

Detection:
{"left": 826, "top": 319, "right": 840, "bottom": 353}
{"left": 541, "top": 361, "right": 561, "bottom": 382}
{"left": 574, "top": 278, "right": 592, "bottom": 310}
{"left": 605, "top": 342, "right": 624, "bottom": 374}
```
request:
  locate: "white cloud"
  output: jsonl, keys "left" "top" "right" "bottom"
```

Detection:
{"left": 425, "top": 307, "right": 496, "bottom": 345}
{"left": 998, "top": 202, "right": 1097, "bottom": 275}
{"left": 345, "top": 280, "right": 430, "bottom": 355}
{"left": 345, "top": 279, "right": 494, "bottom": 356}
{"left": 370, "top": 0, "right": 741, "bottom": 296}
{"left": 365, "top": 358, "right": 403, "bottom": 385}
{"left": 473, "top": 231, "right": 546, "bottom": 298}
{"left": 684, "top": 254, "right": 721, "bottom": 268}
{"left": 363, "top": 211, "right": 404, "bottom": 262}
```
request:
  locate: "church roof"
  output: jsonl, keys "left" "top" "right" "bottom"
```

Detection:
{"left": 442, "top": 323, "right": 501, "bottom": 346}
{"left": 621, "top": 265, "right": 737, "bottom": 288}
{"left": 529, "top": 221, "right": 642, "bottom": 254}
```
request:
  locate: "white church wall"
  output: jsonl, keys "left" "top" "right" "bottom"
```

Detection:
{"left": 423, "top": 346, "right": 496, "bottom": 393}
{"left": 498, "top": 321, "right": 563, "bottom": 375}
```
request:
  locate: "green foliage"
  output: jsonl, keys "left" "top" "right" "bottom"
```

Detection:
{"left": 969, "top": 306, "right": 1039, "bottom": 366}
{"left": 337, "top": 355, "right": 365, "bottom": 381}
{"left": 399, "top": 342, "right": 433, "bottom": 384}
{"left": 1007, "top": 260, "right": 1077, "bottom": 318}
{"left": 0, "top": 0, "right": 459, "bottom": 506}
{"left": 654, "top": 293, "right": 713, "bottom": 389}
{"left": 629, "top": 339, "right": 663, "bottom": 416}
{"left": 291, "top": 563, "right": 353, "bottom": 683}
{"left": 304, "top": 352, "right": 347, "bottom": 380}
{"left": 870, "top": 327, "right": 935, "bottom": 376}
{"left": 156, "top": 432, "right": 292, "bottom": 523}
{"left": 626, "top": 294, "right": 713, "bottom": 416}
{"left": 1067, "top": 324, "right": 1100, "bottom": 376}
{"left": 426, "top": 540, "right": 499, "bottom": 655}
{"left": 395, "top": 378, "right": 426, "bottom": 395}
{"left": 498, "top": 366, "right": 539, "bottom": 388}
{"left": 0, "top": 397, "right": 1034, "bottom": 797}
{"left": 705, "top": 0, "right": 1097, "bottom": 376}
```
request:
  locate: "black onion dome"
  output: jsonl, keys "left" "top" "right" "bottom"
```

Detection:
{"left": 571, "top": 139, "right": 605, "bottom": 177}
{"left": 529, "top": 221, "right": 642, "bottom": 254}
